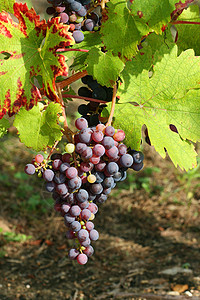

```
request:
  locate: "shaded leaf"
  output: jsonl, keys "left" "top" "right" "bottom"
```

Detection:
{"left": 0, "top": 117, "right": 10, "bottom": 138}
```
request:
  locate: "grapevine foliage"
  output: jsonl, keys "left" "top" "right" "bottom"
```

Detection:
{"left": 0, "top": 0, "right": 199, "bottom": 170}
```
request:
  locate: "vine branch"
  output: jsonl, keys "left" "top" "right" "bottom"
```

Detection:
{"left": 62, "top": 93, "right": 107, "bottom": 104}
{"left": 57, "top": 70, "right": 88, "bottom": 90}
{"left": 106, "top": 83, "right": 117, "bottom": 127}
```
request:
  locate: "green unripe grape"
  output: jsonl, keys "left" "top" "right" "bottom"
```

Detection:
{"left": 38, "top": 102, "right": 44, "bottom": 111}
{"left": 59, "top": 116, "right": 65, "bottom": 123}
{"left": 65, "top": 143, "right": 75, "bottom": 154}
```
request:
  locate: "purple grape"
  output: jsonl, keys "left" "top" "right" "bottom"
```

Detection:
{"left": 77, "top": 229, "right": 89, "bottom": 241}
{"left": 75, "top": 143, "right": 87, "bottom": 154}
{"left": 68, "top": 248, "right": 79, "bottom": 260}
{"left": 84, "top": 18, "right": 95, "bottom": 31}
{"left": 52, "top": 159, "right": 62, "bottom": 170}
{"left": 93, "top": 144, "right": 105, "bottom": 157}
{"left": 70, "top": 205, "right": 81, "bottom": 217}
{"left": 92, "top": 130, "right": 104, "bottom": 143}
{"left": 102, "top": 136, "right": 114, "bottom": 149}
{"left": 24, "top": 164, "right": 35, "bottom": 175}
{"left": 106, "top": 162, "right": 119, "bottom": 175}
{"left": 59, "top": 12, "right": 69, "bottom": 23}
{"left": 80, "top": 161, "right": 93, "bottom": 172}
{"left": 88, "top": 202, "right": 98, "bottom": 214}
{"left": 90, "top": 183, "right": 103, "bottom": 195}
{"left": 81, "top": 147, "right": 93, "bottom": 159}
{"left": 79, "top": 201, "right": 89, "bottom": 209}
{"left": 85, "top": 221, "right": 94, "bottom": 231}
{"left": 43, "top": 169, "right": 55, "bottom": 181}
{"left": 119, "top": 154, "right": 134, "bottom": 168}
{"left": 61, "top": 203, "right": 71, "bottom": 213}
{"left": 66, "top": 167, "right": 78, "bottom": 179}
{"left": 79, "top": 128, "right": 93, "bottom": 144}
{"left": 106, "top": 146, "right": 119, "bottom": 159}
{"left": 72, "top": 30, "right": 84, "bottom": 43}
{"left": 77, "top": 7, "right": 87, "bottom": 17}
{"left": 60, "top": 162, "right": 70, "bottom": 173}
{"left": 118, "top": 144, "right": 127, "bottom": 155}
{"left": 70, "top": 220, "right": 81, "bottom": 232}
{"left": 83, "top": 245, "right": 94, "bottom": 257}
{"left": 96, "top": 193, "right": 107, "bottom": 203}
{"left": 89, "top": 229, "right": 99, "bottom": 241}
{"left": 77, "top": 253, "right": 88, "bottom": 265}
{"left": 45, "top": 181, "right": 55, "bottom": 192}
{"left": 105, "top": 126, "right": 115, "bottom": 136}
{"left": 70, "top": 1, "right": 82, "bottom": 11}
{"left": 68, "top": 176, "right": 82, "bottom": 190}
{"left": 64, "top": 213, "right": 75, "bottom": 224}
{"left": 102, "top": 176, "right": 114, "bottom": 188}
{"left": 75, "top": 117, "right": 88, "bottom": 130}
{"left": 81, "top": 238, "right": 91, "bottom": 247}
{"left": 131, "top": 161, "right": 143, "bottom": 171}
{"left": 81, "top": 209, "right": 91, "bottom": 220}
{"left": 51, "top": 153, "right": 62, "bottom": 160}
{"left": 76, "top": 189, "right": 89, "bottom": 202}
{"left": 56, "top": 183, "right": 68, "bottom": 195}
{"left": 53, "top": 172, "right": 66, "bottom": 184}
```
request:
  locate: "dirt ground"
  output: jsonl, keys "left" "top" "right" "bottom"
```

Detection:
{"left": 0, "top": 132, "right": 200, "bottom": 300}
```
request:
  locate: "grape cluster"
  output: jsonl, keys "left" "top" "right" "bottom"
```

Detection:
{"left": 46, "top": 0, "right": 101, "bottom": 43}
{"left": 25, "top": 117, "right": 144, "bottom": 264}
{"left": 77, "top": 75, "right": 119, "bottom": 127}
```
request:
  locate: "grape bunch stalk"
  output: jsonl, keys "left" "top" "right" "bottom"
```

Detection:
{"left": 25, "top": 116, "right": 144, "bottom": 265}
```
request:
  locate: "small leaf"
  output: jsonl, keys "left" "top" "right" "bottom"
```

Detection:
{"left": 86, "top": 48, "right": 125, "bottom": 87}
{"left": 14, "top": 103, "right": 63, "bottom": 151}
{"left": 0, "top": 117, "right": 9, "bottom": 138}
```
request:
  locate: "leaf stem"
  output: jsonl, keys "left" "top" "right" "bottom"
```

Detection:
{"left": 106, "top": 83, "right": 117, "bottom": 127}
{"left": 56, "top": 48, "right": 89, "bottom": 52}
{"left": 171, "top": 20, "right": 200, "bottom": 25}
{"left": 62, "top": 93, "right": 107, "bottom": 104}
{"left": 57, "top": 70, "right": 88, "bottom": 90}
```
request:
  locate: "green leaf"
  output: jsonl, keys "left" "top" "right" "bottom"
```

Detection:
{"left": 104, "top": 45, "right": 200, "bottom": 170}
{"left": 175, "top": 5, "right": 200, "bottom": 55}
{"left": 13, "top": 103, "right": 63, "bottom": 151}
{"left": 101, "top": 0, "right": 148, "bottom": 59}
{"left": 128, "top": 0, "right": 179, "bottom": 33}
{"left": 63, "top": 31, "right": 102, "bottom": 71}
{"left": 100, "top": 0, "right": 179, "bottom": 59}
{"left": 0, "top": 3, "right": 74, "bottom": 119}
{"left": 0, "top": 117, "right": 9, "bottom": 138}
{"left": 86, "top": 48, "right": 125, "bottom": 87}
{"left": 0, "top": 0, "right": 14, "bottom": 14}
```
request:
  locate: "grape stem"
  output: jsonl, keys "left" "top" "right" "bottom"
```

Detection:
{"left": 56, "top": 84, "right": 74, "bottom": 142}
{"left": 62, "top": 93, "right": 107, "bottom": 104}
{"left": 46, "top": 140, "right": 60, "bottom": 162}
{"left": 106, "top": 83, "right": 117, "bottom": 127}
{"left": 56, "top": 70, "right": 88, "bottom": 90}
